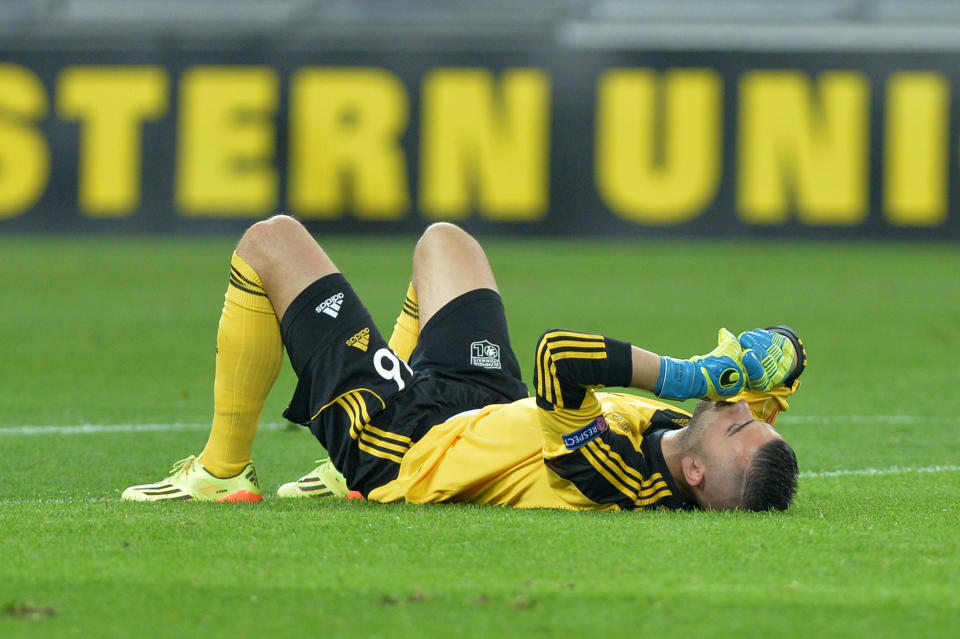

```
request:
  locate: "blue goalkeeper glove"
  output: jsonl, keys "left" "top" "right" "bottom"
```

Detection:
{"left": 655, "top": 328, "right": 746, "bottom": 401}
{"left": 739, "top": 328, "right": 797, "bottom": 392}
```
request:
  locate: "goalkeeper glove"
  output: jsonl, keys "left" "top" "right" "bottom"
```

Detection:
{"left": 739, "top": 328, "right": 797, "bottom": 392}
{"left": 655, "top": 328, "right": 746, "bottom": 401}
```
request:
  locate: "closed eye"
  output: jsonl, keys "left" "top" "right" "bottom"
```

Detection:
{"left": 726, "top": 420, "right": 756, "bottom": 437}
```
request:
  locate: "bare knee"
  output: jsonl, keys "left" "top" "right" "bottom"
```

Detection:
{"left": 419, "top": 221, "right": 465, "bottom": 243}
{"left": 237, "top": 215, "right": 313, "bottom": 273}
{"left": 415, "top": 222, "right": 477, "bottom": 260}
{"left": 412, "top": 222, "right": 497, "bottom": 320}
{"left": 234, "top": 214, "right": 339, "bottom": 317}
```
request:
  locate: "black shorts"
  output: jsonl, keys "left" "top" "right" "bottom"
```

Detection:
{"left": 280, "top": 273, "right": 528, "bottom": 495}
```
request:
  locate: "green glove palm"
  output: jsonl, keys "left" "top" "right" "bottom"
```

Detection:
{"left": 739, "top": 328, "right": 797, "bottom": 392}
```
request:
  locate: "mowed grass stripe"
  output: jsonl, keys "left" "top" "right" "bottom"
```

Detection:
{"left": 2, "top": 413, "right": 954, "bottom": 435}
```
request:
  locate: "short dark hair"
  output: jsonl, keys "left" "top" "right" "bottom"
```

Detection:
{"left": 740, "top": 440, "right": 799, "bottom": 511}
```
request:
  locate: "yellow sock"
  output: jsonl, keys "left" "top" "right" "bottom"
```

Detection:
{"left": 387, "top": 282, "right": 419, "bottom": 362}
{"left": 199, "top": 252, "right": 283, "bottom": 478}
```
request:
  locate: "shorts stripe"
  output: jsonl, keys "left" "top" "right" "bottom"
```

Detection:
{"left": 357, "top": 438, "right": 405, "bottom": 464}
{"left": 340, "top": 393, "right": 371, "bottom": 440}
{"left": 351, "top": 392, "right": 373, "bottom": 425}
{"left": 358, "top": 430, "right": 408, "bottom": 455}
{"left": 311, "top": 387, "right": 386, "bottom": 423}
{"left": 333, "top": 389, "right": 411, "bottom": 465}
{"left": 336, "top": 396, "right": 362, "bottom": 438}
{"left": 364, "top": 422, "right": 412, "bottom": 445}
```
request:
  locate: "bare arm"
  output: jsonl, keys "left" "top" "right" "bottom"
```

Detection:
{"left": 629, "top": 345, "right": 663, "bottom": 392}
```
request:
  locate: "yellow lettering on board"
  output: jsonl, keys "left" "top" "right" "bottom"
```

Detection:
{"left": 596, "top": 68, "right": 721, "bottom": 224}
{"left": 884, "top": 72, "right": 948, "bottom": 226}
{"left": 420, "top": 69, "right": 550, "bottom": 221}
{"left": 176, "top": 66, "right": 278, "bottom": 216}
{"left": 58, "top": 66, "right": 168, "bottom": 216}
{"left": 288, "top": 68, "right": 409, "bottom": 220}
{"left": 738, "top": 71, "right": 869, "bottom": 225}
{"left": 0, "top": 64, "right": 49, "bottom": 218}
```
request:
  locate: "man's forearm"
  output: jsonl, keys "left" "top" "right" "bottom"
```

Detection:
{"left": 629, "top": 346, "right": 662, "bottom": 392}
{"left": 632, "top": 330, "right": 747, "bottom": 400}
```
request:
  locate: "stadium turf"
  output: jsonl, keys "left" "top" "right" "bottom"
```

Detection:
{"left": 2, "top": 235, "right": 958, "bottom": 639}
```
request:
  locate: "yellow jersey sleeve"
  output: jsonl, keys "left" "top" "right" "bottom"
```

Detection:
{"left": 533, "top": 330, "right": 681, "bottom": 510}
{"left": 533, "top": 329, "right": 631, "bottom": 457}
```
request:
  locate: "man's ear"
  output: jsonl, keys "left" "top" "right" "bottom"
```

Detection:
{"left": 681, "top": 455, "right": 705, "bottom": 488}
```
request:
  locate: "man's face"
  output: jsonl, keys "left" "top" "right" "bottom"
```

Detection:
{"left": 682, "top": 400, "right": 785, "bottom": 510}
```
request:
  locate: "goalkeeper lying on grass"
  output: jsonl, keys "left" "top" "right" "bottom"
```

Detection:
{"left": 124, "top": 217, "right": 807, "bottom": 511}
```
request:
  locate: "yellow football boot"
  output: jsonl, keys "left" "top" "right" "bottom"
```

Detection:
{"left": 121, "top": 455, "right": 262, "bottom": 502}
{"left": 277, "top": 458, "right": 349, "bottom": 499}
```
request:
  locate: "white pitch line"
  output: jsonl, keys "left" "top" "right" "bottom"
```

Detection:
{"left": 778, "top": 415, "right": 959, "bottom": 425}
{"left": 800, "top": 465, "right": 960, "bottom": 478}
{"left": 0, "top": 422, "right": 290, "bottom": 436}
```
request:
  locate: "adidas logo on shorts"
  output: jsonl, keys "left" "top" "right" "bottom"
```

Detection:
{"left": 346, "top": 328, "right": 371, "bottom": 352}
{"left": 316, "top": 292, "right": 344, "bottom": 318}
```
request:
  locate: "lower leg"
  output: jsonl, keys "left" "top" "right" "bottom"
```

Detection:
{"left": 388, "top": 282, "right": 419, "bottom": 361}
{"left": 198, "top": 250, "right": 283, "bottom": 478}
{"left": 200, "top": 215, "right": 339, "bottom": 477}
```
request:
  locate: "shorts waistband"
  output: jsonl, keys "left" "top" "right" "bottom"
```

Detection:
{"left": 420, "top": 287, "right": 502, "bottom": 333}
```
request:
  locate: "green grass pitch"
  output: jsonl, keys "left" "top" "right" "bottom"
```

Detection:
{"left": 1, "top": 234, "right": 958, "bottom": 639}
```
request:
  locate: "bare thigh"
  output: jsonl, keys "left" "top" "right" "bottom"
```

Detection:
{"left": 236, "top": 215, "right": 339, "bottom": 321}
{"left": 411, "top": 223, "right": 499, "bottom": 328}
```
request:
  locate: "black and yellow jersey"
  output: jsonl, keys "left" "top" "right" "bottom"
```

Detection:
{"left": 368, "top": 330, "right": 698, "bottom": 510}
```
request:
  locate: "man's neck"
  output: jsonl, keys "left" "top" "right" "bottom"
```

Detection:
{"left": 660, "top": 429, "right": 696, "bottom": 503}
